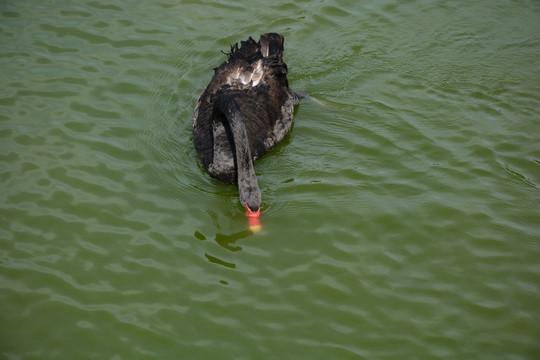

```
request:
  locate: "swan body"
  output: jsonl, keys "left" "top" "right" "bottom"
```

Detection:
{"left": 192, "top": 33, "right": 299, "bottom": 213}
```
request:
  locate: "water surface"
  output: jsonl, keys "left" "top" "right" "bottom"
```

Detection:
{"left": 1, "top": 0, "right": 539, "bottom": 359}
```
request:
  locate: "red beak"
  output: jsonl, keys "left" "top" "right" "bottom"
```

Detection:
{"left": 244, "top": 203, "right": 261, "bottom": 232}
{"left": 244, "top": 203, "right": 260, "bottom": 218}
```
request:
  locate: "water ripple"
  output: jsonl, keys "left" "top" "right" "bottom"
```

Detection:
{"left": 1, "top": 1, "right": 540, "bottom": 359}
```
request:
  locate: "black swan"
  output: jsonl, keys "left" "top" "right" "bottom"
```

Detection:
{"left": 193, "top": 33, "right": 304, "bottom": 218}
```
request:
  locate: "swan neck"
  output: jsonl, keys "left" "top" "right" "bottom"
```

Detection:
{"left": 213, "top": 93, "right": 261, "bottom": 211}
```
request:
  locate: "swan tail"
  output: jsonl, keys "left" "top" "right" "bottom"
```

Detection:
{"left": 228, "top": 36, "right": 259, "bottom": 63}
{"left": 259, "top": 33, "right": 284, "bottom": 59}
{"left": 226, "top": 33, "right": 284, "bottom": 62}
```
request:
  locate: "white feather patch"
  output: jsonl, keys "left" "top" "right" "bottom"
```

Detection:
{"left": 226, "top": 60, "right": 263, "bottom": 88}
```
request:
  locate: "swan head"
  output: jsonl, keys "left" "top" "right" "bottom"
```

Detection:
{"left": 239, "top": 173, "right": 261, "bottom": 231}
{"left": 238, "top": 175, "right": 261, "bottom": 215}
{"left": 240, "top": 189, "right": 261, "bottom": 216}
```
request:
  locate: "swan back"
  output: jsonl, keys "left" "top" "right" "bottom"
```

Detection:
{"left": 193, "top": 33, "right": 299, "bottom": 184}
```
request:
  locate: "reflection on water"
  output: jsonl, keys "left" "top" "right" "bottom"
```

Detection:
{"left": 205, "top": 253, "right": 236, "bottom": 269}
{"left": 214, "top": 230, "right": 254, "bottom": 252}
{"left": 195, "top": 228, "right": 257, "bottom": 269}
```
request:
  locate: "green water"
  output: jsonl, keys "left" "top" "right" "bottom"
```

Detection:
{"left": 1, "top": 0, "right": 539, "bottom": 359}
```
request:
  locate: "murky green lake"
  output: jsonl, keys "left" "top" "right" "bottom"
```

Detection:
{"left": 1, "top": 0, "right": 539, "bottom": 359}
